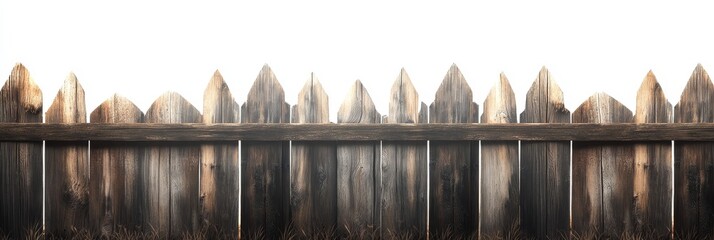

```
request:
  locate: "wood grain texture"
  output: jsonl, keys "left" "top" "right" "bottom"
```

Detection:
{"left": 290, "top": 74, "right": 337, "bottom": 234}
{"left": 200, "top": 70, "right": 240, "bottom": 236}
{"left": 480, "top": 73, "right": 518, "bottom": 236}
{"left": 572, "top": 93, "right": 634, "bottom": 237}
{"left": 89, "top": 94, "right": 145, "bottom": 236}
{"left": 429, "top": 64, "right": 479, "bottom": 237}
{"left": 144, "top": 92, "right": 201, "bottom": 238}
{"left": 336, "top": 80, "right": 381, "bottom": 235}
{"left": 0, "top": 63, "right": 42, "bottom": 238}
{"left": 45, "top": 73, "right": 89, "bottom": 236}
{"left": 519, "top": 67, "right": 570, "bottom": 238}
{"left": 674, "top": 64, "right": 714, "bottom": 236}
{"left": 633, "top": 71, "right": 672, "bottom": 237}
{"left": 382, "top": 68, "right": 427, "bottom": 236}
{"left": 240, "top": 64, "right": 290, "bottom": 238}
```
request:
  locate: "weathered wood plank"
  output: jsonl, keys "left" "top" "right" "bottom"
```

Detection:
{"left": 382, "top": 68, "right": 427, "bottom": 237}
{"left": 290, "top": 74, "right": 337, "bottom": 235}
{"left": 45, "top": 73, "right": 89, "bottom": 236}
{"left": 480, "top": 73, "right": 518, "bottom": 237}
{"left": 429, "top": 64, "right": 478, "bottom": 237}
{"left": 241, "top": 64, "right": 290, "bottom": 238}
{"left": 145, "top": 92, "right": 201, "bottom": 238}
{"left": 0, "top": 63, "right": 42, "bottom": 238}
{"left": 89, "top": 94, "right": 145, "bottom": 236}
{"left": 633, "top": 71, "right": 672, "bottom": 237}
{"left": 200, "top": 70, "right": 240, "bottom": 236}
{"left": 572, "top": 93, "right": 634, "bottom": 237}
{"left": 674, "top": 64, "right": 714, "bottom": 236}
{"left": 336, "top": 80, "right": 380, "bottom": 235}
{"left": 519, "top": 67, "right": 570, "bottom": 238}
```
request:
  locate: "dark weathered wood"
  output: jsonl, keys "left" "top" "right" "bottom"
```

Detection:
{"left": 199, "top": 70, "right": 240, "bottom": 236}
{"left": 429, "top": 64, "right": 478, "bottom": 237}
{"left": 241, "top": 64, "right": 290, "bottom": 238}
{"left": 480, "top": 73, "right": 518, "bottom": 236}
{"left": 633, "top": 71, "right": 672, "bottom": 237}
{"left": 290, "top": 74, "right": 337, "bottom": 234}
{"left": 144, "top": 92, "right": 201, "bottom": 238}
{"left": 45, "top": 73, "right": 89, "bottom": 236}
{"left": 89, "top": 94, "right": 145, "bottom": 236}
{"left": 674, "top": 64, "right": 714, "bottom": 236}
{"left": 336, "top": 80, "right": 380, "bottom": 235}
{"left": 382, "top": 68, "right": 427, "bottom": 236}
{"left": 0, "top": 63, "right": 42, "bottom": 238}
{"left": 572, "top": 93, "right": 634, "bottom": 237}
{"left": 519, "top": 67, "right": 570, "bottom": 238}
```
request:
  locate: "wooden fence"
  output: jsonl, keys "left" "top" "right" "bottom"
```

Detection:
{"left": 1, "top": 63, "right": 713, "bottom": 239}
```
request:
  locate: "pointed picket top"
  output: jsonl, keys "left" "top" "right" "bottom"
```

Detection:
{"left": 90, "top": 94, "right": 144, "bottom": 123}
{"left": 481, "top": 73, "right": 516, "bottom": 123}
{"left": 675, "top": 64, "right": 714, "bottom": 123}
{"left": 338, "top": 80, "right": 379, "bottom": 123}
{"left": 635, "top": 71, "right": 672, "bottom": 123}
{"left": 573, "top": 92, "right": 632, "bottom": 123}
{"left": 292, "top": 73, "right": 329, "bottom": 123}
{"left": 430, "top": 64, "right": 478, "bottom": 123}
{"left": 146, "top": 91, "right": 201, "bottom": 123}
{"left": 1, "top": 63, "right": 43, "bottom": 120}
{"left": 242, "top": 64, "right": 289, "bottom": 123}
{"left": 203, "top": 70, "right": 239, "bottom": 124}
{"left": 387, "top": 68, "right": 420, "bottom": 123}
{"left": 520, "top": 66, "right": 569, "bottom": 123}
{"left": 46, "top": 72, "right": 86, "bottom": 123}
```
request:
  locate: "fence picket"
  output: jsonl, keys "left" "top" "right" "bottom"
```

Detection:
{"left": 200, "top": 70, "right": 240, "bottom": 236}
{"left": 674, "top": 64, "right": 714, "bottom": 236}
{"left": 633, "top": 71, "right": 672, "bottom": 236}
{"left": 480, "top": 73, "right": 519, "bottom": 236}
{"left": 241, "top": 65, "right": 290, "bottom": 238}
{"left": 0, "top": 64, "right": 42, "bottom": 238}
{"left": 144, "top": 92, "right": 201, "bottom": 238}
{"left": 336, "top": 80, "right": 381, "bottom": 235}
{"left": 382, "top": 68, "right": 427, "bottom": 237}
{"left": 45, "top": 73, "right": 89, "bottom": 236}
{"left": 429, "top": 64, "right": 479, "bottom": 237}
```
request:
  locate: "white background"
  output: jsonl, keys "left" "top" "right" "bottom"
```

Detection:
{"left": 2, "top": 0, "right": 713, "bottom": 121}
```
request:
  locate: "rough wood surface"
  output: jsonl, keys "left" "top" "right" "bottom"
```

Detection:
{"left": 519, "top": 67, "right": 570, "bottom": 238}
{"left": 429, "top": 64, "right": 479, "bottom": 237}
{"left": 633, "top": 71, "right": 672, "bottom": 236}
{"left": 674, "top": 64, "right": 714, "bottom": 236}
{"left": 45, "top": 73, "right": 89, "bottom": 236}
{"left": 89, "top": 94, "right": 145, "bottom": 236}
{"left": 382, "top": 68, "right": 427, "bottom": 236}
{"left": 290, "top": 74, "right": 337, "bottom": 234}
{"left": 144, "top": 92, "right": 201, "bottom": 238}
{"left": 572, "top": 93, "right": 634, "bottom": 237}
{"left": 240, "top": 64, "right": 290, "bottom": 238}
{"left": 199, "top": 70, "right": 240, "bottom": 236}
{"left": 480, "top": 73, "right": 518, "bottom": 236}
{"left": 0, "top": 63, "right": 42, "bottom": 238}
{"left": 336, "top": 80, "right": 381, "bottom": 235}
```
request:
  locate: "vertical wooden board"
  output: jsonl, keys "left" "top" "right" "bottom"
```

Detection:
{"left": 428, "top": 64, "right": 478, "bottom": 237}
{"left": 382, "top": 68, "right": 427, "bottom": 236}
{"left": 45, "top": 73, "right": 89, "bottom": 236}
{"left": 572, "top": 93, "right": 634, "bottom": 237}
{"left": 674, "top": 64, "right": 714, "bottom": 236}
{"left": 290, "top": 74, "right": 337, "bottom": 234}
{"left": 145, "top": 92, "right": 201, "bottom": 238}
{"left": 200, "top": 70, "right": 240, "bottom": 236}
{"left": 480, "top": 73, "right": 519, "bottom": 236}
{"left": 0, "top": 63, "right": 42, "bottom": 238}
{"left": 519, "top": 67, "right": 570, "bottom": 238}
{"left": 336, "top": 80, "right": 380, "bottom": 235}
{"left": 633, "top": 71, "right": 672, "bottom": 236}
{"left": 240, "top": 64, "right": 290, "bottom": 238}
{"left": 89, "top": 94, "right": 145, "bottom": 236}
